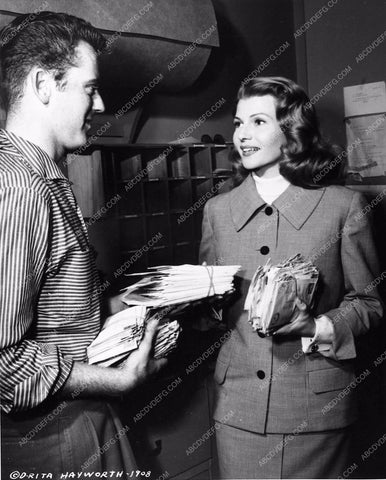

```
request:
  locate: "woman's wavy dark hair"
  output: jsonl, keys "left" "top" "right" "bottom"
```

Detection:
{"left": 231, "top": 76, "right": 346, "bottom": 188}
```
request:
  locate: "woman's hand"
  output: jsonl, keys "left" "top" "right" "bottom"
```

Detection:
{"left": 273, "top": 297, "right": 316, "bottom": 338}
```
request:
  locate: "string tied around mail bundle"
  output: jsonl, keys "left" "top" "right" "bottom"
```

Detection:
{"left": 203, "top": 264, "right": 216, "bottom": 297}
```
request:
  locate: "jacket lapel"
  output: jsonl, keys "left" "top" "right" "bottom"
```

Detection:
{"left": 229, "top": 174, "right": 326, "bottom": 232}
{"left": 230, "top": 174, "right": 266, "bottom": 231}
{"left": 273, "top": 185, "right": 326, "bottom": 230}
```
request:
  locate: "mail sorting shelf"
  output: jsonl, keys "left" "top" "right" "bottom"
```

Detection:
{"left": 98, "top": 145, "right": 233, "bottom": 478}
{"left": 101, "top": 143, "right": 233, "bottom": 282}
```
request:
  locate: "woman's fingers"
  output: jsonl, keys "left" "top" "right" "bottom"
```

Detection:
{"left": 294, "top": 297, "right": 307, "bottom": 311}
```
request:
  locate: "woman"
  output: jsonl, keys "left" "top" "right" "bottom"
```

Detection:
{"left": 199, "top": 77, "right": 383, "bottom": 478}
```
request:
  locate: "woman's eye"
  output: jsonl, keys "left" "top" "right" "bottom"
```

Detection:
{"left": 254, "top": 119, "right": 265, "bottom": 125}
{"left": 233, "top": 121, "right": 241, "bottom": 128}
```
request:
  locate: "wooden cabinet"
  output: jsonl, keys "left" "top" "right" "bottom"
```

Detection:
{"left": 127, "top": 375, "right": 212, "bottom": 479}
{"left": 119, "top": 329, "right": 222, "bottom": 480}
{"left": 92, "top": 143, "right": 233, "bottom": 478}
{"left": 100, "top": 143, "right": 233, "bottom": 286}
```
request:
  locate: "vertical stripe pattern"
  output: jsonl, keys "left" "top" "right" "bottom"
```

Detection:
{"left": 0, "top": 130, "right": 101, "bottom": 413}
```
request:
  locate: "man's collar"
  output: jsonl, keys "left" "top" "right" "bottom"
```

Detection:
{"left": 230, "top": 174, "right": 325, "bottom": 231}
{"left": 0, "top": 129, "right": 68, "bottom": 181}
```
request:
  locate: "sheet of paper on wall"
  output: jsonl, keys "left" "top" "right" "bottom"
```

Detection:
{"left": 344, "top": 82, "right": 386, "bottom": 177}
{"left": 344, "top": 81, "right": 386, "bottom": 117}
{"left": 244, "top": 254, "right": 319, "bottom": 335}
{"left": 346, "top": 114, "right": 386, "bottom": 176}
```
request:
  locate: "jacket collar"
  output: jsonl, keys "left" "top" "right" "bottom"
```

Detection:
{"left": 0, "top": 129, "right": 68, "bottom": 181}
{"left": 273, "top": 182, "right": 325, "bottom": 230}
{"left": 230, "top": 174, "right": 325, "bottom": 231}
{"left": 230, "top": 174, "right": 266, "bottom": 231}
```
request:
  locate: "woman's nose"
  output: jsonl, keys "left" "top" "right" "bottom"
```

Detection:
{"left": 237, "top": 123, "right": 252, "bottom": 140}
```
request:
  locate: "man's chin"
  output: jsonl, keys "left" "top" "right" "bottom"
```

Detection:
{"left": 67, "top": 135, "right": 89, "bottom": 154}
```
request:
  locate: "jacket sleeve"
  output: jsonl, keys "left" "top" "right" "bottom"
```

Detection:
{"left": 199, "top": 200, "right": 218, "bottom": 265}
{"left": 323, "top": 191, "right": 384, "bottom": 361}
{"left": 0, "top": 187, "right": 73, "bottom": 413}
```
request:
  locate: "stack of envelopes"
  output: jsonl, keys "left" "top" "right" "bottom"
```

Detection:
{"left": 88, "top": 264, "right": 240, "bottom": 366}
{"left": 244, "top": 254, "right": 319, "bottom": 335}
{"left": 87, "top": 306, "right": 147, "bottom": 366}
{"left": 121, "top": 264, "right": 241, "bottom": 307}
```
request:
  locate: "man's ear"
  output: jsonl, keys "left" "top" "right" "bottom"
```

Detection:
{"left": 30, "top": 68, "right": 52, "bottom": 105}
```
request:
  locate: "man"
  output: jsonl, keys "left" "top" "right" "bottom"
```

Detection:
{"left": 0, "top": 11, "right": 165, "bottom": 475}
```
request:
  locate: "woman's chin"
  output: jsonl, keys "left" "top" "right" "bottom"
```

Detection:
{"left": 241, "top": 157, "right": 260, "bottom": 170}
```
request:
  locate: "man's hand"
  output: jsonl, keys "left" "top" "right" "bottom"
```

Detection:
{"left": 61, "top": 319, "right": 167, "bottom": 399}
{"left": 273, "top": 298, "right": 316, "bottom": 338}
{"left": 117, "top": 319, "right": 167, "bottom": 385}
{"left": 105, "top": 292, "right": 127, "bottom": 316}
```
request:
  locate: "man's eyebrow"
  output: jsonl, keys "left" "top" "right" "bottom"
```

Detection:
{"left": 84, "top": 79, "right": 99, "bottom": 86}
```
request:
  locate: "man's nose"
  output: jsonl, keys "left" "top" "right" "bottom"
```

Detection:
{"left": 92, "top": 91, "right": 105, "bottom": 114}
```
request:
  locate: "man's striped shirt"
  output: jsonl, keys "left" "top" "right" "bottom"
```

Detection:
{"left": 0, "top": 129, "right": 101, "bottom": 413}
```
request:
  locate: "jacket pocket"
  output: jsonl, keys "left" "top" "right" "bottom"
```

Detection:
{"left": 308, "top": 367, "right": 354, "bottom": 393}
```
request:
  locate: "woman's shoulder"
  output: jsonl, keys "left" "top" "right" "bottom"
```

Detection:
{"left": 205, "top": 180, "right": 239, "bottom": 211}
{"left": 321, "top": 185, "right": 372, "bottom": 220}
{"left": 322, "top": 184, "right": 363, "bottom": 203}
{"left": 205, "top": 190, "right": 232, "bottom": 213}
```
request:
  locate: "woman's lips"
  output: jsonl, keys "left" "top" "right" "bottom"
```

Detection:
{"left": 240, "top": 146, "right": 261, "bottom": 156}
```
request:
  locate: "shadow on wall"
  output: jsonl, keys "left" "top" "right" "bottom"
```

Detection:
{"left": 132, "top": 6, "right": 251, "bottom": 143}
{"left": 103, "top": 0, "right": 297, "bottom": 144}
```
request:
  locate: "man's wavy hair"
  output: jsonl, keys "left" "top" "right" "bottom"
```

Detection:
{"left": 231, "top": 76, "right": 346, "bottom": 188}
{"left": 0, "top": 11, "right": 106, "bottom": 112}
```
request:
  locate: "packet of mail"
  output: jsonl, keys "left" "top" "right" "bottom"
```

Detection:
{"left": 87, "top": 264, "right": 241, "bottom": 367}
{"left": 244, "top": 254, "right": 318, "bottom": 335}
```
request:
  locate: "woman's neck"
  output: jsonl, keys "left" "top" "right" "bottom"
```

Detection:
{"left": 252, "top": 172, "right": 290, "bottom": 204}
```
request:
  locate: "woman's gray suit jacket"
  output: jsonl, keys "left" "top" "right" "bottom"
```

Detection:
{"left": 199, "top": 174, "right": 383, "bottom": 433}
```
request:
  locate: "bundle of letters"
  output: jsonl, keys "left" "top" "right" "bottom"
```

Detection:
{"left": 244, "top": 254, "right": 319, "bottom": 335}
{"left": 121, "top": 264, "right": 241, "bottom": 307}
{"left": 88, "top": 306, "right": 148, "bottom": 367}
{"left": 87, "top": 264, "right": 240, "bottom": 367}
